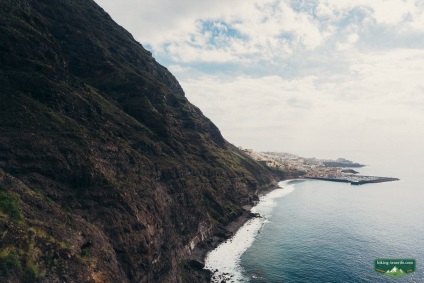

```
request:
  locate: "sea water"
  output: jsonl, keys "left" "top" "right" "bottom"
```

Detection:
{"left": 205, "top": 151, "right": 424, "bottom": 282}
{"left": 204, "top": 182, "right": 296, "bottom": 282}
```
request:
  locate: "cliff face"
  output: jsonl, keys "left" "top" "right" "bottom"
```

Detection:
{"left": 0, "top": 0, "right": 281, "bottom": 282}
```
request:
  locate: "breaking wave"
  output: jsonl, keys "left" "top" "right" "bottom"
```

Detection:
{"left": 204, "top": 180, "right": 296, "bottom": 282}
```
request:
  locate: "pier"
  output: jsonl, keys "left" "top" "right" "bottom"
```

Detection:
{"left": 305, "top": 175, "right": 399, "bottom": 185}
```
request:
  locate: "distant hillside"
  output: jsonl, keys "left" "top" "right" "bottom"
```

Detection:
{"left": 0, "top": 0, "right": 282, "bottom": 282}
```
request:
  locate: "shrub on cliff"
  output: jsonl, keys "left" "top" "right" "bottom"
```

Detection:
{"left": 22, "top": 264, "right": 38, "bottom": 283}
{"left": 0, "top": 192, "right": 22, "bottom": 221}
{"left": 0, "top": 253, "right": 22, "bottom": 275}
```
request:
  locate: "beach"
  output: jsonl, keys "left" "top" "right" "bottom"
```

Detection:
{"left": 204, "top": 180, "right": 296, "bottom": 282}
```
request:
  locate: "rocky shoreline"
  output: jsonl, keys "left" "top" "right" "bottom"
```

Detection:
{"left": 188, "top": 173, "right": 399, "bottom": 282}
{"left": 185, "top": 181, "right": 282, "bottom": 282}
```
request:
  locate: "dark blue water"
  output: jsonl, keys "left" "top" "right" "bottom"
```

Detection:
{"left": 240, "top": 153, "right": 424, "bottom": 282}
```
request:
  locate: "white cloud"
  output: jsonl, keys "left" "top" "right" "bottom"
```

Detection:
{"left": 95, "top": 0, "right": 327, "bottom": 64}
{"left": 95, "top": 0, "right": 424, "bottom": 57}
{"left": 94, "top": 0, "right": 424, "bottom": 156}
{"left": 181, "top": 48, "right": 424, "bottom": 154}
{"left": 318, "top": 0, "right": 417, "bottom": 25}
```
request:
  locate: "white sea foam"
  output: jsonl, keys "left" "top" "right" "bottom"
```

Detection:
{"left": 204, "top": 180, "right": 295, "bottom": 282}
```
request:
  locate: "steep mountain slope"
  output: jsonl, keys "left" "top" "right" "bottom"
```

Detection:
{"left": 0, "top": 0, "right": 283, "bottom": 282}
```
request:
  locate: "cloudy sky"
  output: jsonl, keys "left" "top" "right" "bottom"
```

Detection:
{"left": 94, "top": 0, "right": 424, "bottom": 159}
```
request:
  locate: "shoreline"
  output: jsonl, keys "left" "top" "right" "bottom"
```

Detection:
{"left": 186, "top": 181, "right": 282, "bottom": 282}
{"left": 197, "top": 180, "right": 296, "bottom": 282}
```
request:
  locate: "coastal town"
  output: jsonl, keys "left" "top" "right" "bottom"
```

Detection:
{"left": 242, "top": 149, "right": 399, "bottom": 185}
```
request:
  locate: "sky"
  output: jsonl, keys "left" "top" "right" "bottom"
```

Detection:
{"left": 94, "top": 0, "right": 424, "bottom": 159}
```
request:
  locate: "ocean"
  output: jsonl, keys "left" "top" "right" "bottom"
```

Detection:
{"left": 205, "top": 151, "right": 424, "bottom": 282}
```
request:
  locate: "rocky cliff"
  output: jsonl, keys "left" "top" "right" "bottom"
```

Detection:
{"left": 0, "top": 0, "right": 283, "bottom": 282}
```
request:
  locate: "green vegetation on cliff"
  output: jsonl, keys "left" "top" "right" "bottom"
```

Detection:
{"left": 0, "top": 0, "right": 284, "bottom": 282}
{"left": 0, "top": 191, "right": 22, "bottom": 221}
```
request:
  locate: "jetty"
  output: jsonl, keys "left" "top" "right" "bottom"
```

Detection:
{"left": 305, "top": 175, "right": 399, "bottom": 185}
